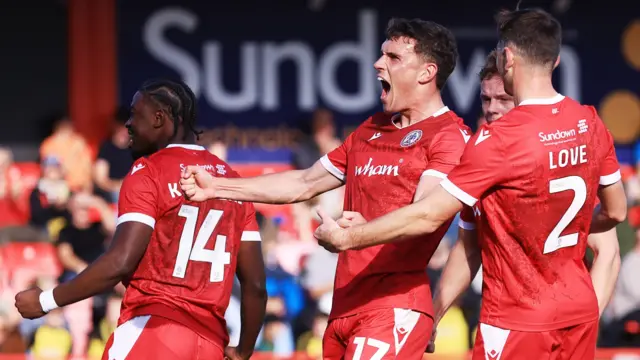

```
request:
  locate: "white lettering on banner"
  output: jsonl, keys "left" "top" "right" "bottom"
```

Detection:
{"left": 142, "top": 8, "right": 582, "bottom": 114}
{"left": 549, "top": 145, "right": 588, "bottom": 169}
{"left": 354, "top": 158, "right": 399, "bottom": 177}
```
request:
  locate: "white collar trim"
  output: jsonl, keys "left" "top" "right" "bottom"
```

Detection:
{"left": 167, "top": 144, "right": 206, "bottom": 151}
{"left": 519, "top": 94, "right": 565, "bottom": 106}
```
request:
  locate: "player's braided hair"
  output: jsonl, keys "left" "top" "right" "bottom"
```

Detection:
{"left": 139, "top": 79, "right": 202, "bottom": 141}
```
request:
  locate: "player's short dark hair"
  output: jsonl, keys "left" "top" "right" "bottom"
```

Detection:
{"left": 495, "top": 8, "right": 562, "bottom": 68}
{"left": 139, "top": 79, "right": 202, "bottom": 140}
{"left": 385, "top": 18, "right": 458, "bottom": 90}
{"left": 479, "top": 50, "right": 500, "bottom": 81}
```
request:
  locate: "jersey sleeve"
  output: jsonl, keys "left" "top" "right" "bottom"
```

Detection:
{"left": 241, "top": 203, "right": 261, "bottom": 242}
{"left": 598, "top": 122, "right": 621, "bottom": 186}
{"left": 320, "top": 132, "right": 355, "bottom": 182}
{"left": 458, "top": 206, "right": 476, "bottom": 230}
{"left": 440, "top": 126, "right": 508, "bottom": 207}
{"left": 116, "top": 159, "right": 159, "bottom": 229}
{"left": 421, "top": 127, "right": 467, "bottom": 179}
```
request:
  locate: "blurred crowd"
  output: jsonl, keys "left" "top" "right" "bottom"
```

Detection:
{"left": 0, "top": 107, "right": 638, "bottom": 359}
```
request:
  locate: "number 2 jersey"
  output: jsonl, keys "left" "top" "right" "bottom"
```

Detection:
{"left": 115, "top": 144, "right": 261, "bottom": 349}
{"left": 447, "top": 95, "right": 621, "bottom": 331}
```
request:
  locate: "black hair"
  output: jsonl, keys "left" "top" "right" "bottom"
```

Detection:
{"left": 496, "top": 8, "right": 562, "bottom": 68}
{"left": 139, "top": 79, "right": 202, "bottom": 141}
{"left": 386, "top": 18, "right": 458, "bottom": 89}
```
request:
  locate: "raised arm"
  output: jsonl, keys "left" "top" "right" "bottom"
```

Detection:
{"left": 181, "top": 159, "right": 343, "bottom": 204}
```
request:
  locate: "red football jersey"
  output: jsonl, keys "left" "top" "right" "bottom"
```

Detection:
{"left": 116, "top": 144, "right": 261, "bottom": 349}
{"left": 321, "top": 107, "right": 471, "bottom": 319}
{"left": 442, "top": 95, "right": 621, "bottom": 331}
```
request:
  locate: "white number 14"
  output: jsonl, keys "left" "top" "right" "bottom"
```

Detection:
{"left": 172, "top": 205, "right": 230, "bottom": 282}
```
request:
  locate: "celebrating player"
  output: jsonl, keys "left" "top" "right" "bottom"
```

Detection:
{"left": 14, "top": 79, "right": 267, "bottom": 360}
{"left": 314, "top": 8, "right": 626, "bottom": 359}
{"left": 180, "top": 18, "right": 469, "bottom": 359}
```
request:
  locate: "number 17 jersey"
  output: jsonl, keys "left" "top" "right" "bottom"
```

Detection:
{"left": 444, "top": 95, "right": 621, "bottom": 331}
{"left": 115, "top": 144, "right": 261, "bottom": 350}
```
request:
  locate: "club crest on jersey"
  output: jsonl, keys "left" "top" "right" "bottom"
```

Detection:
{"left": 400, "top": 130, "right": 422, "bottom": 147}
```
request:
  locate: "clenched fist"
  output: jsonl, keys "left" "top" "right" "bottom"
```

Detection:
{"left": 15, "top": 287, "right": 46, "bottom": 320}
{"left": 180, "top": 166, "right": 217, "bottom": 202}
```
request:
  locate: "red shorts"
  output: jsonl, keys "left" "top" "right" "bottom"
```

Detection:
{"left": 323, "top": 308, "right": 432, "bottom": 360}
{"left": 102, "top": 315, "right": 224, "bottom": 360}
{"left": 472, "top": 320, "right": 598, "bottom": 360}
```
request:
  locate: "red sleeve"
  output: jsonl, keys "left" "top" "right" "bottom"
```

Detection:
{"left": 116, "top": 159, "right": 159, "bottom": 229}
{"left": 421, "top": 126, "right": 468, "bottom": 179}
{"left": 458, "top": 206, "right": 476, "bottom": 230}
{"left": 320, "top": 132, "right": 355, "bottom": 182}
{"left": 241, "top": 203, "right": 261, "bottom": 242}
{"left": 596, "top": 117, "right": 621, "bottom": 186}
{"left": 440, "top": 126, "right": 508, "bottom": 207}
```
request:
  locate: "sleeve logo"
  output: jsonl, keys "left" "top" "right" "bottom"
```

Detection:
{"left": 131, "top": 163, "right": 146, "bottom": 175}
{"left": 475, "top": 129, "right": 491, "bottom": 145}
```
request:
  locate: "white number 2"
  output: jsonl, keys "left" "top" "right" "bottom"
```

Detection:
{"left": 352, "top": 337, "right": 390, "bottom": 360}
{"left": 172, "top": 205, "right": 230, "bottom": 282}
{"left": 544, "top": 176, "right": 587, "bottom": 254}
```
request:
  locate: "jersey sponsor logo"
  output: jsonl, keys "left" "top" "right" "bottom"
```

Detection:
{"left": 538, "top": 128, "right": 577, "bottom": 143}
{"left": 354, "top": 157, "right": 399, "bottom": 177}
{"left": 180, "top": 163, "right": 216, "bottom": 173}
{"left": 578, "top": 119, "right": 588, "bottom": 134}
{"left": 368, "top": 132, "right": 382, "bottom": 141}
{"left": 131, "top": 163, "right": 145, "bottom": 175}
{"left": 474, "top": 129, "right": 491, "bottom": 145}
{"left": 400, "top": 130, "right": 422, "bottom": 147}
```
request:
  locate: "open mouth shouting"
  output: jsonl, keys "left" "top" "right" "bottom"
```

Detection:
{"left": 378, "top": 76, "right": 391, "bottom": 101}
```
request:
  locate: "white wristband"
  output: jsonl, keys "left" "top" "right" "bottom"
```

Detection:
{"left": 39, "top": 289, "right": 59, "bottom": 313}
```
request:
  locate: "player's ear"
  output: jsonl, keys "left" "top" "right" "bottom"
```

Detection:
{"left": 553, "top": 56, "right": 560, "bottom": 70}
{"left": 503, "top": 47, "right": 515, "bottom": 71}
{"left": 418, "top": 61, "right": 438, "bottom": 85}
{"left": 153, "top": 110, "right": 165, "bottom": 129}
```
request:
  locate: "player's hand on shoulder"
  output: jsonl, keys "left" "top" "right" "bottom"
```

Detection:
{"left": 337, "top": 211, "right": 367, "bottom": 228}
{"left": 224, "top": 346, "right": 250, "bottom": 360}
{"left": 14, "top": 287, "right": 46, "bottom": 320}
{"left": 180, "top": 165, "right": 216, "bottom": 202}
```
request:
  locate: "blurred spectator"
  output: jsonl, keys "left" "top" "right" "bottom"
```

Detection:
{"left": 296, "top": 293, "right": 331, "bottom": 360}
{"left": 29, "top": 156, "right": 71, "bottom": 234}
{"left": 57, "top": 193, "right": 115, "bottom": 280}
{"left": 299, "top": 247, "right": 337, "bottom": 302}
{"left": 291, "top": 109, "right": 344, "bottom": 242}
{"left": 607, "top": 228, "right": 640, "bottom": 322}
{"left": 93, "top": 108, "right": 133, "bottom": 203}
{"left": 256, "top": 313, "right": 293, "bottom": 357}
{"left": 40, "top": 116, "right": 93, "bottom": 192}
{"left": 207, "top": 140, "right": 228, "bottom": 161}
{"left": 87, "top": 291, "right": 122, "bottom": 358}
{"left": 29, "top": 308, "right": 72, "bottom": 358}
{"left": 0, "top": 147, "right": 28, "bottom": 229}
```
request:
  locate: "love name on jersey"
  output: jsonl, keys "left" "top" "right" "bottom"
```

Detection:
{"left": 549, "top": 144, "right": 587, "bottom": 169}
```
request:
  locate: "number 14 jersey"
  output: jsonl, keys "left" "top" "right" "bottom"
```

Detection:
{"left": 445, "top": 95, "right": 621, "bottom": 331}
{"left": 115, "top": 144, "right": 260, "bottom": 350}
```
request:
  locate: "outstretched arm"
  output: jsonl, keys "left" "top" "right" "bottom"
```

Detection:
{"left": 182, "top": 159, "right": 343, "bottom": 204}
{"left": 15, "top": 222, "right": 152, "bottom": 318}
